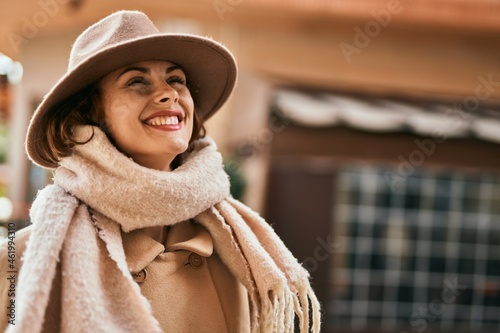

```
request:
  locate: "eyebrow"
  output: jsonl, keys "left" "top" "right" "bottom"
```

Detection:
{"left": 116, "top": 65, "right": 183, "bottom": 80}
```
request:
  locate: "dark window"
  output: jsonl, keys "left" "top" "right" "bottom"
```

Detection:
{"left": 330, "top": 165, "right": 500, "bottom": 332}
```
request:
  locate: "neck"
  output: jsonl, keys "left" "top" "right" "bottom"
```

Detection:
{"left": 130, "top": 153, "right": 178, "bottom": 171}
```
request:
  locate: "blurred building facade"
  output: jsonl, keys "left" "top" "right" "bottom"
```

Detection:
{"left": 1, "top": 1, "right": 500, "bottom": 332}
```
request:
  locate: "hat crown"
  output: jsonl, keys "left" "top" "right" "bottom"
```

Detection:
{"left": 69, "top": 11, "right": 159, "bottom": 70}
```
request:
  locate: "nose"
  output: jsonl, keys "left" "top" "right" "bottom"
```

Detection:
{"left": 155, "top": 82, "right": 179, "bottom": 105}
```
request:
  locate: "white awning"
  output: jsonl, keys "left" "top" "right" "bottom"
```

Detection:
{"left": 274, "top": 89, "right": 500, "bottom": 144}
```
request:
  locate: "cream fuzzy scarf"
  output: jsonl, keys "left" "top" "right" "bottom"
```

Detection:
{"left": 11, "top": 126, "right": 321, "bottom": 333}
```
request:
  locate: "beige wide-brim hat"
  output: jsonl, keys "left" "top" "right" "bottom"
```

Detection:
{"left": 26, "top": 10, "right": 237, "bottom": 168}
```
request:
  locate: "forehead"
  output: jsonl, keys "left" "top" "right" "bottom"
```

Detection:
{"left": 102, "top": 60, "right": 184, "bottom": 82}
{"left": 119, "top": 59, "right": 179, "bottom": 70}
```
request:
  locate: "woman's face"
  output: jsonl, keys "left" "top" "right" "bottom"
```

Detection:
{"left": 99, "top": 60, "right": 194, "bottom": 171}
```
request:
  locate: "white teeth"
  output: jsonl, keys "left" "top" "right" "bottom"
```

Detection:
{"left": 166, "top": 116, "right": 179, "bottom": 125}
{"left": 146, "top": 116, "right": 179, "bottom": 126}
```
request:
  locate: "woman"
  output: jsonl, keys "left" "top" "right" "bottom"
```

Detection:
{"left": 0, "top": 10, "right": 320, "bottom": 333}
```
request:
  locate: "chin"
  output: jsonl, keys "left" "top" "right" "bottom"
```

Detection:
{"left": 167, "top": 139, "right": 190, "bottom": 155}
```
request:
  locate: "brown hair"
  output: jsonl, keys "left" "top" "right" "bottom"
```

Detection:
{"left": 36, "top": 82, "right": 206, "bottom": 168}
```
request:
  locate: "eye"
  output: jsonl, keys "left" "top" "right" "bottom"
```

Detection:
{"left": 127, "top": 76, "right": 149, "bottom": 86}
{"left": 167, "top": 75, "right": 186, "bottom": 86}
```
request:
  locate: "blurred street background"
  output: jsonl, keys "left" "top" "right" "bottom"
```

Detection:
{"left": 1, "top": 1, "right": 500, "bottom": 332}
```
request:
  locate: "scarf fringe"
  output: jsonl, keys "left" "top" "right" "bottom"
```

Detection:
{"left": 295, "top": 286, "right": 322, "bottom": 333}
{"left": 226, "top": 198, "right": 322, "bottom": 333}
{"left": 257, "top": 288, "right": 293, "bottom": 333}
{"left": 202, "top": 200, "right": 321, "bottom": 333}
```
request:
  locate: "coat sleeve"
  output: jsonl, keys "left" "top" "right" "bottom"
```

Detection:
{"left": 0, "top": 226, "right": 32, "bottom": 332}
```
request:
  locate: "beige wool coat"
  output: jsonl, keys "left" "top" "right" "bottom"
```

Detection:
{"left": 0, "top": 220, "right": 251, "bottom": 332}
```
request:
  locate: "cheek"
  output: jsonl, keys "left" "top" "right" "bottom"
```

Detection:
{"left": 102, "top": 102, "right": 123, "bottom": 136}
{"left": 102, "top": 93, "right": 142, "bottom": 124}
{"left": 100, "top": 97, "right": 136, "bottom": 147}
{"left": 101, "top": 91, "right": 121, "bottom": 123}
{"left": 181, "top": 91, "right": 195, "bottom": 134}
{"left": 183, "top": 90, "right": 195, "bottom": 114}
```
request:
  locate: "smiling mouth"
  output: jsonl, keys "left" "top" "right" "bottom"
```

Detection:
{"left": 143, "top": 110, "right": 184, "bottom": 128}
{"left": 145, "top": 115, "right": 180, "bottom": 126}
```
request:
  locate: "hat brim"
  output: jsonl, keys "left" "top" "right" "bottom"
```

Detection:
{"left": 26, "top": 34, "right": 237, "bottom": 168}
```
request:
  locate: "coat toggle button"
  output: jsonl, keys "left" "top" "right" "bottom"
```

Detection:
{"left": 188, "top": 253, "right": 204, "bottom": 269}
{"left": 133, "top": 269, "right": 148, "bottom": 283}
